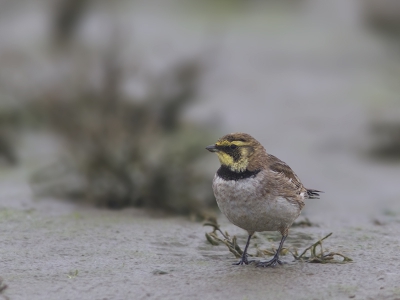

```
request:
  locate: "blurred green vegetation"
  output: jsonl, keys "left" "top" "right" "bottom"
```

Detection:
{"left": 0, "top": 0, "right": 219, "bottom": 215}
{"left": 363, "top": 0, "right": 400, "bottom": 38}
{"left": 24, "top": 55, "right": 216, "bottom": 214}
{"left": 368, "top": 121, "right": 400, "bottom": 162}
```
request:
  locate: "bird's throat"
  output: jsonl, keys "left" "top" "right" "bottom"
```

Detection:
{"left": 216, "top": 152, "right": 248, "bottom": 172}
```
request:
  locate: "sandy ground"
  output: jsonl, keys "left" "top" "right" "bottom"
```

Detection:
{"left": 1, "top": 165, "right": 400, "bottom": 300}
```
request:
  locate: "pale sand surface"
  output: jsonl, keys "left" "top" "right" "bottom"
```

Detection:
{"left": 1, "top": 165, "right": 400, "bottom": 300}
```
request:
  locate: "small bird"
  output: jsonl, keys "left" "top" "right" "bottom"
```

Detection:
{"left": 206, "top": 133, "right": 321, "bottom": 267}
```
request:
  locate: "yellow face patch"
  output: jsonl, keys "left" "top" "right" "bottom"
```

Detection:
{"left": 216, "top": 152, "right": 249, "bottom": 172}
{"left": 216, "top": 152, "right": 234, "bottom": 166}
{"left": 214, "top": 140, "right": 253, "bottom": 172}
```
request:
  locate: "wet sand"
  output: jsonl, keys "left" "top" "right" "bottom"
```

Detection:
{"left": 1, "top": 167, "right": 400, "bottom": 300}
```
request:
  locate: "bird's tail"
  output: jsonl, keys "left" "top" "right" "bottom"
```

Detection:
{"left": 306, "top": 189, "right": 323, "bottom": 199}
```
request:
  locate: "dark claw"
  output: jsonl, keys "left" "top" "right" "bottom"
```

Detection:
{"left": 256, "top": 256, "right": 284, "bottom": 267}
{"left": 256, "top": 234, "right": 288, "bottom": 268}
{"left": 233, "top": 234, "right": 254, "bottom": 266}
{"left": 233, "top": 254, "right": 255, "bottom": 265}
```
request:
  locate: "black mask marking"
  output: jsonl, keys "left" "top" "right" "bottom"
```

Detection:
{"left": 216, "top": 145, "right": 241, "bottom": 162}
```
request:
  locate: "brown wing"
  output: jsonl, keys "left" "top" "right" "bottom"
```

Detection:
{"left": 268, "top": 154, "right": 304, "bottom": 190}
{"left": 267, "top": 154, "right": 322, "bottom": 200}
{"left": 264, "top": 155, "right": 306, "bottom": 209}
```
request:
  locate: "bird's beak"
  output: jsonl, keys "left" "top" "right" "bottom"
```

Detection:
{"left": 206, "top": 144, "right": 219, "bottom": 152}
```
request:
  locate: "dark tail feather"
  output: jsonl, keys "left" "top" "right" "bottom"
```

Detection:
{"left": 306, "top": 189, "right": 323, "bottom": 199}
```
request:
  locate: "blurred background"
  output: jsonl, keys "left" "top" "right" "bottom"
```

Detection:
{"left": 1, "top": 0, "right": 400, "bottom": 222}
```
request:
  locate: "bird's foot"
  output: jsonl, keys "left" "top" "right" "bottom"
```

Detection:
{"left": 233, "top": 254, "right": 255, "bottom": 265}
{"left": 256, "top": 255, "right": 284, "bottom": 268}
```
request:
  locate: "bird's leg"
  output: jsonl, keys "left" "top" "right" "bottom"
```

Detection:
{"left": 256, "top": 233, "right": 288, "bottom": 267}
{"left": 234, "top": 234, "right": 255, "bottom": 265}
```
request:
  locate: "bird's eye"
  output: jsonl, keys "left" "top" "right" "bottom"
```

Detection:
{"left": 230, "top": 144, "right": 237, "bottom": 149}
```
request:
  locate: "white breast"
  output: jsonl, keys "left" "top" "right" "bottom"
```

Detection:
{"left": 212, "top": 175, "right": 301, "bottom": 233}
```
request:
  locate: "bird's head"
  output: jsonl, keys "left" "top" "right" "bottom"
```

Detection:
{"left": 206, "top": 133, "right": 266, "bottom": 172}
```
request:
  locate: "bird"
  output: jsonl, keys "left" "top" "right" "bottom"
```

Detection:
{"left": 206, "top": 132, "right": 321, "bottom": 267}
